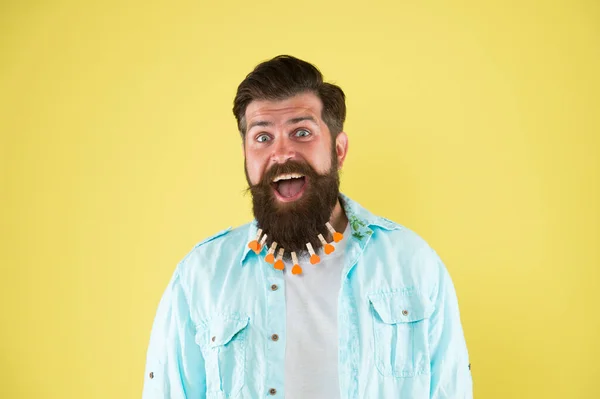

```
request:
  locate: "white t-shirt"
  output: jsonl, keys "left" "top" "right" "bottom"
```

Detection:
{"left": 282, "top": 223, "right": 350, "bottom": 399}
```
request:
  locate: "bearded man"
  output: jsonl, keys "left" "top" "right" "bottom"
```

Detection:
{"left": 142, "top": 55, "right": 473, "bottom": 399}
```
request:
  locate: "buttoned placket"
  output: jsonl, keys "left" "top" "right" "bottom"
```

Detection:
{"left": 337, "top": 227, "right": 374, "bottom": 399}
{"left": 261, "top": 254, "right": 286, "bottom": 397}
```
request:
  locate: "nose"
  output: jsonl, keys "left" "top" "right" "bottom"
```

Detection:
{"left": 270, "top": 136, "right": 296, "bottom": 165}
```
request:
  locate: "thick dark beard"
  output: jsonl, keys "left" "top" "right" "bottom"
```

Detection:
{"left": 245, "top": 152, "right": 340, "bottom": 255}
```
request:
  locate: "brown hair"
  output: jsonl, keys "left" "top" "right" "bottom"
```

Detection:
{"left": 233, "top": 55, "right": 346, "bottom": 139}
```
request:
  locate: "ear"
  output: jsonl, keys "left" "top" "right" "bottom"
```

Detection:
{"left": 335, "top": 131, "right": 349, "bottom": 169}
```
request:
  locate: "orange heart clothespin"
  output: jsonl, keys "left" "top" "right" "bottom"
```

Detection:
{"left": 318, "top": 234, "right": 335, "bottom": 255}
{"left": 326, "top": 222, "right": 343, "bottom": 243}
{"left": 254, "top": 233, "right": 268, "bottom": 254}
{"left": 248, "top": 228, "right": 263, "bottom": 252}
{"left": 306, "top": 242, "right": 320, "bottom": 265}
{"left": 273, "top": 248, "right": 285, "bottom": 271}
{"left": 291, "top": 252, "right": 302, "bottom": 275}
{"left": 264, "top": 241, "right": 278, "bottom": 264}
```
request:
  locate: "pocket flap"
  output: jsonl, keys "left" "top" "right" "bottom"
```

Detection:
{"left": 207, "top": 315, "right": 249, "bottom": 348}
{"left": 369, "top": 291, "right": 433, "bottom": 324}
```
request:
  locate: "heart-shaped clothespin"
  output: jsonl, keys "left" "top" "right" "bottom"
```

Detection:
{"left": 247, "top": 228, "right": 263, "bottom": 253}
{"left": 318, "top": 234, "right": 335, "bottom": 255}
{"left": 254, "top": 233, "right": 268, "bottom": 254}
{"left": 326, "top": 222, "right": 343, "bottom": 243}
{"left": 306, "top": 242, "right": 320, "bottom": 265}
{"left": 264, "top": 241, "right": 278, "bottom": 264}
{"left": 273, "top": 248, "right": 285, "bottom": 271}
{"left": 291, "top": 252, "right": 302, "bottom": 275}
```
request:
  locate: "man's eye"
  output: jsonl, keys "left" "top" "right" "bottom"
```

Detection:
{"left": 256, "top": 134, "right": 270, "bottom": 143}
{"left": 294, "top": 129, "right": 311, "bottom": 138}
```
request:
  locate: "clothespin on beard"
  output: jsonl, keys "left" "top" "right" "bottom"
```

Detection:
{"left": 291, "top": 252, "right": 302, "bottom": 275}
{"left": 326, "top": 222, "right": 344, "bottom": 243}
{"left": 247, "top": 229, "right": 263, "bottom": 253}
{"left": 253, "top": 233, "right": 268, "bottom": 254}
{"left": 306, "top": 242, "right": 320, "bottom": 265}
{"left": 264, "top": 241, "right": 278, "bottom": 264}
{"left": 318, "top": 234, "right": 335, "bottom": 255}
{"left": 273, "top": 248, "right": 285, "bottom": 271}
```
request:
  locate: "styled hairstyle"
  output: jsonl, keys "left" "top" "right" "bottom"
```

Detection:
{"left": 233, "top": 55, "right": 346, "bottom": 139}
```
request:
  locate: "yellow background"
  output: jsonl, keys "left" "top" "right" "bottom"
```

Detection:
{"left": 1, "top": 0, "right": 598, "bottom": 398}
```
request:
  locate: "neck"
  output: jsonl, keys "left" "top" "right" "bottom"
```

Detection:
{"left": 328, "top": 198, "right": 348, "bottom": 237}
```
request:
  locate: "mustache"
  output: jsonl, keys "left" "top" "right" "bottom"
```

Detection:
{"left": 253, "top": 160, "right": 319, "bottom": 188}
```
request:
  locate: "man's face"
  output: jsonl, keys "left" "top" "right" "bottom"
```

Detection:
{"left": 244, "top": 92, "right": 347, "bottom": 253}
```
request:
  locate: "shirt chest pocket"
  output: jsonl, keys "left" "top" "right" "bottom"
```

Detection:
{"left": 195, "top": 315, "right": 249, "bottom": 398}
{"left": 368, "top": 292, "right": 433, "bottom": 378}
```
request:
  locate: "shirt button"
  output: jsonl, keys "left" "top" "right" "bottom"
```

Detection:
{"left": 149, "top": 372, "right": 154, "bottom": 379}
{"left": 269, "top": 388, "right": 277, "bottom": 395}
{"left": 271, "top": 284, "right": 278, "bottom": 291}
{"left": 211, "top": 336, "right": 216, "bottom": 342}
{"left": 402, "top": 310, "right": 409, "bottom": 316}
{"left": 271, "top": 334, "right": 279, "bottom": 341}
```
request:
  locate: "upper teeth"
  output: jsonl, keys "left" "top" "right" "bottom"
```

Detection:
{"left": 273, "top": 173, "right": 304, "bottom": 183}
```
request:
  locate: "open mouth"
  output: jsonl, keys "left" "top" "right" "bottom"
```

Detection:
{"left": 271, "top": 173, "right": 307, "bottom": 202}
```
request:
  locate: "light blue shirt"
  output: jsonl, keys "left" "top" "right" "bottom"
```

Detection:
{"left": 142, "top": 194, "right": 473, "bottom": 398}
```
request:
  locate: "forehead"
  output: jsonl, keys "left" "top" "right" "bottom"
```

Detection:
{"left": 245, "top": 92, "right": 324, "bottom": 124}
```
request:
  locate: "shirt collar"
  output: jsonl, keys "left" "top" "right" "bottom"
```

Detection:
{"left": 239, "top": 193, "right": 399, "bottom": 266}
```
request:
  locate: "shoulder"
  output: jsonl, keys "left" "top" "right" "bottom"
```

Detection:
{"left": 371, "top": 218, "right": 446, "bottom": 283}
{"left": 175, "top": 222, "right": 253, "bottom": 276}
{"left": 373, "top": 217, "right": 435, "bottom": 256}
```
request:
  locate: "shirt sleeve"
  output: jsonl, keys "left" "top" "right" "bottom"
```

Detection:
{"left": 428, "top": 257, "right": 473, "bottom": 399}
{"left": 142, "top": 268, "right": 206, "bottom": 398}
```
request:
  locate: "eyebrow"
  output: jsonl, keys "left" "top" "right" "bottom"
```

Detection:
{"left": 247, "top": 116, "right": 318, "bottom": 132}
{"left": 286, "top": 116, "right": 317, "bottom": 125}
{"left": 247, "top": 120, "right": 273, "bottom": 131}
